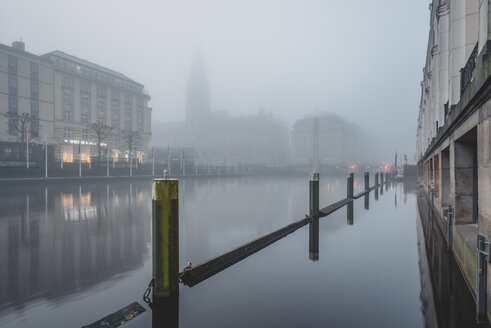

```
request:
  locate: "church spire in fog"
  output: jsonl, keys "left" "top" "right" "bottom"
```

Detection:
{"left": 186, "top": 46, "right": 210, "bottom": 131}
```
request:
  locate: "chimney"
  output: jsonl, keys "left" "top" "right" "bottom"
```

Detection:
{"left": 12, "top": 41, "right": 25, "bottom": 52}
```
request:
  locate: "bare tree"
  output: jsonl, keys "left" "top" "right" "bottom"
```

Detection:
{"left": 4, "top": 112, "right": 35, "bottom": 160}
{"left": 4, "top": 112, "right": 31, "bottom": 143}
{"left": 87, "top": 123, "right": 112, "bottom": 166}
{"left": 121, "top": 130, "right": 140, "bottom": 153}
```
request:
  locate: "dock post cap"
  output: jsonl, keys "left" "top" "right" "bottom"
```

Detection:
{"left": 164, "top": 169, "right": 168, "bottom": 179}
{"left": 309, "top": 172, "right": 319, "bottom": 181}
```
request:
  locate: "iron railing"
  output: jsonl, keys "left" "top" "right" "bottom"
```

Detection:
{"left": 460, "top": 43, "right": 478, "bottom": 96}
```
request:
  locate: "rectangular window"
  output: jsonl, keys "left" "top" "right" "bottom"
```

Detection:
{"left": 62, "top": 75, "right": 73, "bottom": 89}
{"left": 112, "top": 103, "right": 119, "bottom": 114}
{"left": 81, "top": 96, "right": 89, "bottom": 109}
{"left": 9, "top": 77, "right": 17, "bottom": 92}
{"left": 80, "top": 80, "right": 91, "bottom": 93}
{"left": 31, "top": 101, "right": 39, "bottom": 117}
{"left": 97, "top": 100, "right": 105, "bottom": 112}
{"left": 8, "top": 55, "right": 17, "bottom": 74}
{"left": 111, "top": 119, "right": 119, "bottom": 128}
{"left": 64, "top": 128, "right": 71, "bottom": 139}
{"left": 81, "top": 112, "right": 89, "bottom": 124}
{"left": 98, "top": 117, "right": 105, "bottom": 126}
{"left": 64, "top": 111, "right": 71, "bottom": 121}
{"left": 82, "top": 130, "right": 88, "bottom": 140}
{"left": 111, "top": 89, "right": 120, "bottom": 100}
{"left": 63, "top": 92, "right": 71, "bottom": 105}
{"left": 31, "top": 118, "right": 39, "bottom": 138}
{"left": 96, "top": 85, "right": 106, "bottom": 97}
{"left": 8, "top": 96, "right": 18, "bottom": 111}
{"left": 124, "top": 93, "right": 132, "bottom": 104}
{"left": 30, "top": 63, "right": 39, "bottom": 81}
{"left": 31, "top": 81, "right": 39, "bottom": 99}
{"left": 113, "top": 135, "right": 119, "bottom": 146}
{"left": 125, "top": 120, "right": 131, "bottom": 130}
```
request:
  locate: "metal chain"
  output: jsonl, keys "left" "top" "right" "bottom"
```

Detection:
{"left": 142, "top": 278, "right": 154, "bottom": 307}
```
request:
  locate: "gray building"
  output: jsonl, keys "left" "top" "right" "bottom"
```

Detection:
{"left": 0, "top": 41, "right": 152, "bottom": 165}
{"left": 290, "top": 113, "right": 375, "bottom": 167}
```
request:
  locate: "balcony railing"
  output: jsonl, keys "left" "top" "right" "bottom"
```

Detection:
{"left": 460, "top": 43, "right": 478, "bottom": 96}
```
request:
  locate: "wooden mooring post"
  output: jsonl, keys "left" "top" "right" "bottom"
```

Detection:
{"left": 347, "top": 173, "right": 354, "bottom": 199}
{"left": 310, "top": 172, "right": 319, "bottom": 217}
{"left": 152, "top": 177, "right": 179, "bottom": 298}
{"left": 364, "top": 172, "right": 369, "bottom": 191}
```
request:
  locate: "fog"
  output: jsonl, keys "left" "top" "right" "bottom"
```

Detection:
{"left": 1, "top": 0, "right": 430, "bottom": 162}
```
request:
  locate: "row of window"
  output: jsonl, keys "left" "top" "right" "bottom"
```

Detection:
{"left": 62, "top": 75, "right": 142, "bottom": 104}
{"left": 63, "top": 93, "right": 140, "bottom": 120}
{"left": 8, "top": 56, "right": 39, "bottom": 80}
{"left": 54, "top": 57, "right": 142, "bottom": 93}
{"left": 62, "top": 129, "right": 126, "bottom": 147}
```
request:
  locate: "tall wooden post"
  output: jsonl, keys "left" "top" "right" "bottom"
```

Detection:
{"left": 347, "top": 173, "right": 354, "bottom": 198}
{"left": 152, "top": 178, "right": 179, "bottom": 297}
{"left": 364, "top": 172, "right": 369, "bottom": 191}
{"left": 309, "top": 173, "right": 319, "bottom": 217}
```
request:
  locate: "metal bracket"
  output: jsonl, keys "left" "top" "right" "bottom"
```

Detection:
{"left": 477, "top": 234, "right": 491, "bottom": 323}
{"left": 478, "top": 234, "right": 491, "bottom": 263}
{"left": 447, "top": 205, "right": 453, "bottom": 252}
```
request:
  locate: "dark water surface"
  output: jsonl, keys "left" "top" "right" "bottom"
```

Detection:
{"left": 0, "top": 175, "right": 476, "bottom": 327}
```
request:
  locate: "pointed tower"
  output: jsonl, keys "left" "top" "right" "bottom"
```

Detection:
{"left": 186, "top": 47, "right": 210, "bottom": 135}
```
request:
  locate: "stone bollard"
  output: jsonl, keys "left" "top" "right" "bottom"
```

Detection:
{"left": 152, "top": 177, "right": 179, "bottom": 297}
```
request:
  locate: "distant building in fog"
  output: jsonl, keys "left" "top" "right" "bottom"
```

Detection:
{"left": 153, "top": 49, "right": 289, "bottom": 166}
{"left": 0, "top": 41, "right": 152, "bottom": 165}
{"left": 290, "top": 113, "right": 375, "bottom": 166}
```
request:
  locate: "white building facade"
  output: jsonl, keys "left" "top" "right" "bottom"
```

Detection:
{"left": 417, "top": 0, "right": 491, "bottom": 322}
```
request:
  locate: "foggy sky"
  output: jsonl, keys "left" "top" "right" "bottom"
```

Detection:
{"left": 0, "top": 0, "right": 430, "bottom": 162}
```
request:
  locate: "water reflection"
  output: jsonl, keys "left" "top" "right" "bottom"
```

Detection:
{"left": 417, "top": 188, "right": 477, "bottom": 327}
{"left": 347, "top": 202, "right": 354, "bottom": 225}
{"left": 0, "top": 182, "right": 151, "bottom": 312}
{"left": 152, "top": 296, "right": 179, "bottom": 328}
{"left": 309, "top": 219, "right": 319, "bottom": 261}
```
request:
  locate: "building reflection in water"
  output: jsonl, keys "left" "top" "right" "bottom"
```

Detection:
{"left": 416, "top": 186, "right": 477, "bottom": 328}
{"left": 0, "top": 182, "right": 151, "bottom": 312}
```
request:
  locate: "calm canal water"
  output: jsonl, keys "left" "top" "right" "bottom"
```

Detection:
{"left": 0, "top": 175, "right": 477, "bottom": 327}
